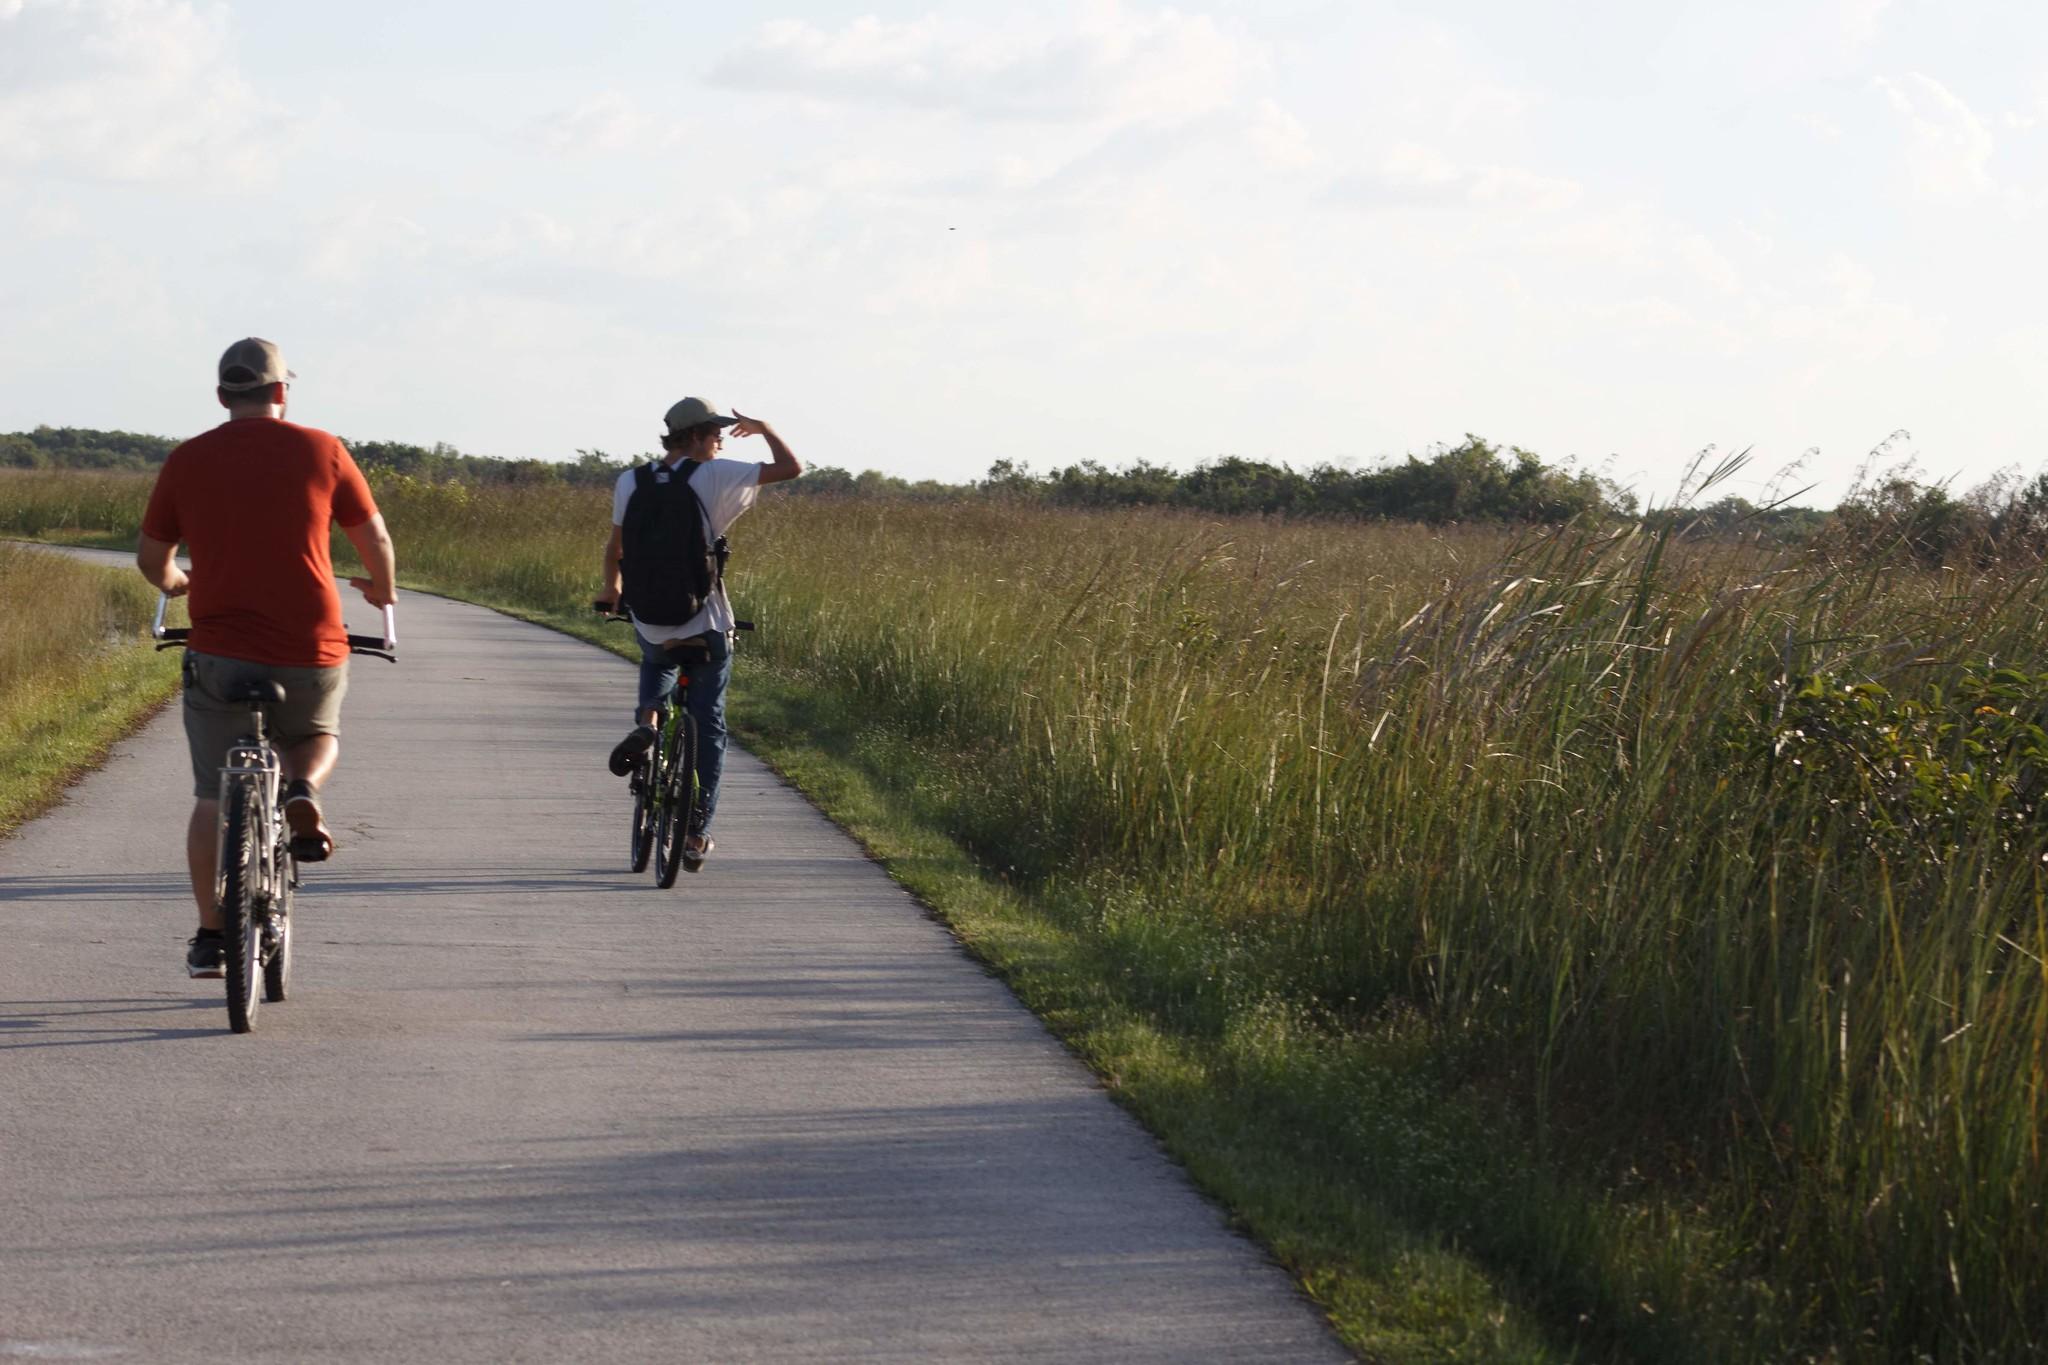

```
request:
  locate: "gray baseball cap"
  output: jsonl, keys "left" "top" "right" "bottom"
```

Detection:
{"left": 217, "top": 337, "right": 295, "bottom": 392}
{"left": 663, "top": 397, "right": 736, "bottom": 433}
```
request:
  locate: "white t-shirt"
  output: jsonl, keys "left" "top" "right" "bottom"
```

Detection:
{"left": 611, "top": 456, "right": 761, "bottom": 641}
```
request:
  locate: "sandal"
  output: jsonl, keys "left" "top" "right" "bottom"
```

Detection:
{"left": 682, "top": 835, "right": 713, "bottom": 872}
{"left": 284, "top": 779, "right": 334, "bottom": 862}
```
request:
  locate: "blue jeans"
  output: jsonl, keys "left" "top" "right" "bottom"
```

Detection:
{"left": 635, "top": 631, "right": 732, "bottom": 835}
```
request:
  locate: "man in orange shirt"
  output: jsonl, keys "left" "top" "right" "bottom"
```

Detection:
{"left": 137, "top": 338, "right": 397, "bottom": 978}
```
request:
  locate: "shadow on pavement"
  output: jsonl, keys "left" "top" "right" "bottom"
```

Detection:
{"left": 0, "top": 997, "right": 219, "bottom": 1049}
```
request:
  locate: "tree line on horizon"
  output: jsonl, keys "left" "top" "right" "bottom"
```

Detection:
{"left": 11, "top": 422, "right": 2047, "bottom": 560}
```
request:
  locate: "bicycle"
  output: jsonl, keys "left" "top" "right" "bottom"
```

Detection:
{"left": 153, "top": 595, "right": 398, "bottom": 1033}
{"left": 595, "top": 603, "right": 750, "bottom": 888}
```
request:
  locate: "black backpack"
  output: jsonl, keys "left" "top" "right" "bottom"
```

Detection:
{"left": 619, "top": 461, "right": 725, "bottom": 625}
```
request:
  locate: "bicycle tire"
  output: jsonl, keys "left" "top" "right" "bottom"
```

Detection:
{"left": 653, "top": 715, "right": 692, "bottom": 889}
{"left": 220, "top": 782, "right": 263, "bottom": 1034}
{"left": 263, "top": 851, "right": 293, "bottom": 1003}
{"left": 630, "top": 743, "right": 657, "bottom": 873}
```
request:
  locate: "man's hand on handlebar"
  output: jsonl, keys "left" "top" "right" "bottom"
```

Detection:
{"left": 350, "top": 576, "right": 397, "bottom": 609}
{"left": 161, "top": 567, "right": 190, "bottom": 599}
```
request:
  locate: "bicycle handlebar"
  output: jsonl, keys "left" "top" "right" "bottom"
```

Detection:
{"left": 592, "top": 602, "right": 754, "bottom": 632}
{"left": 153, "top": 595, "right": 399, "bottom": 660}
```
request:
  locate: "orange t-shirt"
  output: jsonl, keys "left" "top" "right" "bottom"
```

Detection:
{"left": 141, "top": 418, "right": 379, "bottom": 668}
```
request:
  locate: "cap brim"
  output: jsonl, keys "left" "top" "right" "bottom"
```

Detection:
{"left": 218, "top": 369, "right": 295, "bottom": 391}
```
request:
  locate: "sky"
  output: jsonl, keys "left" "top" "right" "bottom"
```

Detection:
{"left": 1, "top": 0, "right": 2043, "bottom": 508}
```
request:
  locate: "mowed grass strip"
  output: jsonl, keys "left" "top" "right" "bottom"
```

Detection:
{"left": 10, "top": 466, "right": 2047, "bottom": 1362}
{"left": 0, "top": 542, "right": 181, "bottom": 838}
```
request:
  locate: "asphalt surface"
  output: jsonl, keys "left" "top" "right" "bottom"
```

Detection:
{"left": 0, "top": 552, "right": 1346, "bottom": 1363}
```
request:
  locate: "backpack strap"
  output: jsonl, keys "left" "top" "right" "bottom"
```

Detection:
{"left": 677, "top": 460, "right": 730, "bottom": 591}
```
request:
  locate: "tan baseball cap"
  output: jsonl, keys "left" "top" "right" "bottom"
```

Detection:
{"left": 217, "top": 337, "right": 295, "bottom": 392}
{"left": 663, "top": 397, "right": 736, "bottom": 433}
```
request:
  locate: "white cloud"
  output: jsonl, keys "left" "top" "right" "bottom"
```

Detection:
{"left": 532, "top": 92, "right": 665, "bottom": 155}
{"left": 1674, "top": 233, "right": 1742, "bottom": 295}
{"left": 1838, "top": 0, "right": 1894, "bottom": 47}
{"left": 1380, "top": 141, "right": 1460, "bottom": 190}
{"left": 1468, "top": 167, "right": 1581, "bottom": 215}
{"left": 305, "top": 205, "right": 431, "bottom": 286}
{"left": 1342, "top": 146, "right": 1579, "bottom": 217}
{"left": 1874, "top": 73, "right": 1995, "bottom": 201}
{"left": 710, "top": 3, "right": 1257, "bottom": 125}
{"left": 1244, "top": 99, "right": 1316, "bottom": 171}
{"left": 0, "top": 0, "right": 284, "bottom": 182}
{"left": 1825, "top": 254, "right": 1875, "bottom": 307}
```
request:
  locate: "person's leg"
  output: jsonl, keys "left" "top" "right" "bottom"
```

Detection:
{"left": 275, "top": 664, "right": 347, "bottom": 857}
{"left": 612, "top": 634, "right": 678, "bottom": 774}
{"left": 681, "top": 633, "right": 732, "bottom": 842}
{"left": 180, "top": 653, "right": 236, "bottom": 937}
{"left": 281, "top": 734, "right": 339, "bottom": 788}
{"left": 186, "top": 799, "right": 220, "bottom": 929}
{"left": 636, "top": 633, "right": 680, "bottom": 722}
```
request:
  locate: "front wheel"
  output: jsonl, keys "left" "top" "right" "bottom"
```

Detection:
{"left": 263, "top": 851, "right": 293, "bottom": 1003}
{"left": 219, "top": 783, "right": 263, "bottom": 1034}
{"left": 629, "top": 749, "right": 657, "bottom": 874}
{"left": 652, "top": 714, "right": 696, "bottom": 890}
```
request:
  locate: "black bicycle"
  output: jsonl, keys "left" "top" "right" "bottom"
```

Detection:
{"left": 596, "top": 603, "right": 749, "bottom": 887}
{"left": 154, "top": 597, "right": 397, "bottom": 1033}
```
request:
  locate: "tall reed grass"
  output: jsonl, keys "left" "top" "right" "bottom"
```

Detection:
{"left": 0, "top": 541, "right": 178, "bottom": 833}
{"left": 0, "top": 469, "right": 151, "bottom": 543}
{"left": 10, "top": 464, "right": 2043, "bottom": 1358}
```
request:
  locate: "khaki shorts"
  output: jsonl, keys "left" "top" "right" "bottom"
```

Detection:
{"left": 182, "top": 651, "right": 348, "bottom": 800}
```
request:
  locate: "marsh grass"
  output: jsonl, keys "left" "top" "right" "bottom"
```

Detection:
{"left": 0, "top": 542, "right": 181, "bottom": 835}
{"left": 11, "top": 466, "right": 2046, "bottom": 1361}
{"left": 0, "top": 469, "right": 152, "bottom": 546}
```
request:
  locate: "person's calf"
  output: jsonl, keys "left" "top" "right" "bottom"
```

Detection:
{"left": 187, "top": 799, "right": 220, "bottom": 929}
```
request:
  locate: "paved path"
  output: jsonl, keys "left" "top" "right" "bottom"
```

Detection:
{"left": 0, "top": 558, "right": 1345, "bottom": 1363}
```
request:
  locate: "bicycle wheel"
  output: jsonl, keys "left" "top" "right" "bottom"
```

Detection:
{"left": 263, "top": 848, "right": 294, "bottom": 1003}
{"left": 629, "top": 740, "right": 657, "bottom": 873}
{"left": 653, "top": 716, "right": 693, "bottom": 889}
{"left": 219, "top": 782, "right": 263, "bottom": 1034}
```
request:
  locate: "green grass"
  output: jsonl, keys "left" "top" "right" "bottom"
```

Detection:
{"left": 0, "top": 542, "right": 182, "bottom": 838}
{"left": 8, "top": 466, "right": 2046, "bottom": 1362}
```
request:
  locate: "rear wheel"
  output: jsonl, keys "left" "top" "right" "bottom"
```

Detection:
{"left": 220, "top": 783, "right": 263, "bottom": 1034}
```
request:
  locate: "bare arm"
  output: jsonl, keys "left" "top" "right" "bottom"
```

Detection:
{"left": 136, "top": 533, "right": 189, "bottom": 597}
{"left": 340, "top": 512, "right": 397, "bottom": 608}
{"left": 598, "top": 525, "right": 625, "bottom": 609}
{"left": 731, "top": 412, "right": 802, "bottom": 485}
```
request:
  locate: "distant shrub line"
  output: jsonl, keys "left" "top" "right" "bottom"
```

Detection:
{"left": 19, "top": 423, "right": 2048, "bottom": 554}
{"left": 0, "top": 423, "right": 1704, "bottom": 530}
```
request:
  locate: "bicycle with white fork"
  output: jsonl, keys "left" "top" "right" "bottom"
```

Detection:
{"left": 153, "top": 596, "right": 397, "bottom": 1033}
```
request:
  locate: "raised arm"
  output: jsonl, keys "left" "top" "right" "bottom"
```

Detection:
{"left": 599, "top": 525, "right": 625, "bottom": 610}
{"left": 341, "top": 512, "right": 398, "bottom": 608}
{"left": 136, "top": 533, "right": 189, "bottom": 597}
{"left": 730, "top": 411, "right": 802, "bottom": 485}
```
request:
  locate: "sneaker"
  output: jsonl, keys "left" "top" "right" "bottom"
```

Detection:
{"left": 608, "top": 725, "right": 657, "bottom": 776}
{"left": 185, "top": 929, "right": 225, "bottom": 979}
{"left": 682, "top": 835, "right": 713, "bottom": 873}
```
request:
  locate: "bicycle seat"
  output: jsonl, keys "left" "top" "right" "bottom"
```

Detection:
{"left": 229, "top": 680, "right": 288, "bottom": 708}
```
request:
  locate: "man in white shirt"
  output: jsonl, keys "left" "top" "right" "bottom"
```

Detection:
{"left": 596, "top": 397, "right": 803, "bottom": 867}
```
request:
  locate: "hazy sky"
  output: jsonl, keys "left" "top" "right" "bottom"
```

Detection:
{"left": 2, "top": 0, "right": 2042, "bottom": 506}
